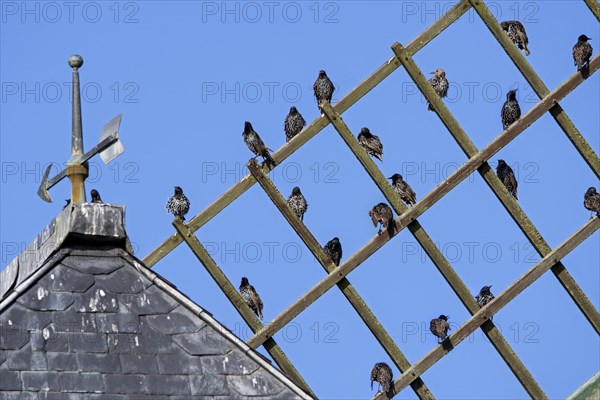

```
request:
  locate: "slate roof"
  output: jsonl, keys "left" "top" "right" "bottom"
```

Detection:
{"left": 0, "top": 204, "right": 312, "bottom": 399}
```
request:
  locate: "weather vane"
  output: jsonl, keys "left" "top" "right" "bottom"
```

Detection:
{"left": 37, "top": 54, "right": 124, "bottom": 203}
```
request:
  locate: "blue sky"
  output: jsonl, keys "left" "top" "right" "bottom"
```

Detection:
{"left": 1, "top": 1, "right": 599, "bottom": 398}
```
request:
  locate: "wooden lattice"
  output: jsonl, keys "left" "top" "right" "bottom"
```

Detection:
{"left": 142, "top": 1, "right": 600, "bottom": 398}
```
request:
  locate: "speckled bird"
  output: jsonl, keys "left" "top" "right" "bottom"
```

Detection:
{"left": 584, "top": 187, "right": 600, "bottom": 217}
{"left": 430, "top": 315, "right": 450, "bottom": 342}
{"left": 166, "top": 186, "right": 190, "bottom": 220}
{"left": 475, "top": 285, "right": 495, "bottom": 320}
{"left": 323, "top": 237, "right": 342, "bottom": 266}
{"left": 388, "top": 173, "right": 416, "bottom": 206}
{"left": 427, "top": 68, "right": 449, "bottom": 111}
{"left": 369, "top": 202, "right": 394, "bottom": 235}
{"left": 284, "top": 106, "right": 306, "bottom": 142}
{"left": 240, "top": 277, "right": 263, "bottom": 320}
{"left": 501, "top": 89, "right": 521, "bottom": 130}
{"left": 243, "top": 121, "right": 275, "bottom": 167}
{"left": 287, "top": 187, "right": 308, "bottom": 221}
{"left": 573, "top": 34, "right": 593, "bottom": 71}
{"left": 90, "top": 189, "right": 103, "bottom": 204}
{"left": 496, "top": 159, "right": 518, "bottom": 200}
{"left": 357, "top": 127, "right": 383, "bottom": 162}
{"left": 313, "top": 70, "right": 335, "bottom": 111}
{"left": 370, "top": 362, "right": 393, "bottom": 393}
{"left": 501, "top": 20, "right": 530, "bottom": 56}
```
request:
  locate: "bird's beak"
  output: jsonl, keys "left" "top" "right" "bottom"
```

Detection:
{"left": 387, "top": 176, "right": 392, "bottom": 179}
{"left": 430, "top": 71, "right": 435, "bottom": 74}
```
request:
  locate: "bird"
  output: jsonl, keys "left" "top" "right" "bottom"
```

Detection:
{"left": 284, "top": 106, "right": 306, "bottom": 142}
{"left": 501, "top": 20, "right": 530, "bottom": 56}
{"left": 430, "top": 315, "right": 450, "bottom": 342}
{"left": 475, "top": 285, "right": 495, "bottom": 320}
{"left": 239, "top": 277, "right": 263, "bottom": 320}
{"left": 584, "top": 187, "right": 600, "bottom": 217}
{"left": 496, "top": 159, "right": 518, "bottom": 200}
{"left": 501, "top": 89, "right": 521, "bottom": 130}
{"left": 388, "top": 173, "right": 416, "bottom": 206}
{"left": 370, "top": 362, "right": 393, "bottom": 393}
{"left": 573, "top": 34, "right": 593, "bottom": 71}
{"left": 369, "top": 203, "right": 394, "bottom": 236}
{"left": 243, "top": 121, "right": 275, "bottom": 167}
{"left": 90, "top": 189, "right": 103, "bottom": 204}
{"left": 166, "top": 186, "right": 190, "bottom": 220}
{"left": 323, "top": 237, "right": 342, "bottom": 266}
{"left": 427, "top": 68, "right": 449, "bottom": 111}
{"left": 357, "top": 127, "right": 383, "bottom": 162}
{"left": 63, "top": 199, "right": 71, "bottom": 209}
{"left": 313, "top": 70, "right": 335, "bottom": 111}
{"left": 287, "top": 186, "right": 308, "bottom": 221}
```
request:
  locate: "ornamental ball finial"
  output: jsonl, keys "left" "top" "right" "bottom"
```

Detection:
{"left": 68, "top": 54, "right": 83, "bottom": 69}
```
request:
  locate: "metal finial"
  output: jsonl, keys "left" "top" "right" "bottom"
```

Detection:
{"left": 68, "top": 54, "right": 83, "bottom": 69}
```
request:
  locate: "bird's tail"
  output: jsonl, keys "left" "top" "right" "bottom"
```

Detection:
{"left": 513, "top": 190, "right": 518, "bottom": 201}
{"left": 386, "top": 218, "right": 395, "bottom": 238}
{"left": 375, "top": 154, "right": 383, "bottom": 163}
{"left": 427, "top": 102, "right": 433, "bottom": 112}
{"left": 263, "top": 151, "right": 275, "bottom": 168}
{"left": 524, "top": 47, "right": 530, "bottom": 56}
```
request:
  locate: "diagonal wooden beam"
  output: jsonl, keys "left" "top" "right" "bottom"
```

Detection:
{"left": 246, "top": 159, "right": 435, "bottom": 400}
{"left": 583, "top": 0, "right": 600, "bottom": 22}
{"left": 392, "top": 42, "right": 600, "bottom": 335}
{"left": 171, "top": 218, "right": 316, "bottom": 398}
{"left": 322, "top": 105, "right": 547, "bottom": 399}
{"left": 373, "top": 217, "right": 599, "bottom": 399}
{"left": 142, "top": 0, "right": 473, "bottom": 268}
{"left": 469, "top": 0, "right": 599, "bottom": 178}
{"left": 245, "top": 53, "right": 599, "bottom": 350}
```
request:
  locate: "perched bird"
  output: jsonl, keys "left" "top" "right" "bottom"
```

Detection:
{"left": 284, "top": 106, "right": 306, "bottom": 142}
{"left": 475, "top": 285, "right": 495, "bottom": 320}
{"left": 357, "top": 127, "right": 383, "bottom": 162}
{"left": 287, "top": 187, "right": 308, "bottom": 221}
{"left": 573, "top": 34, "right": 593, "bottom": 71}
{"left": 430, "top": 315, "right": 450, "bottom": 342}
{"left": 239, "top": 277, "right": 263, "bottom": 320}
{"left": 90, "top": 189, "right": 103, "bottom": 204}
{"left": 584, "top": 187, "right": 600, "bottom": 216}
{"left": 501, "top": 20, "right": 530, "bottom": 56}
{"left": 370, "top": 362, "right": 393, "bottom": 393}
{"left": 323, "top": 237, "right": 342, "bottom": 266}
{"left": 313, "top": 70, "right": 335, "bottom": 111}
{"left": 496, "top": 159, "right": 518, "bottom": 200}
{"left": 369, "top": 203, "right": 394, "bottom": 236}
{"left": 166, "top": 186, "right": 190, "bottom": 220}
{"left": 501, "top": 89, "right": 521, "bottom": 130}
{"left": 388, "top": 173, "right": 416, "bottom": 206}
{"left": 427, "top": 68, "right": 449, "bottom": 111}
{"left": 63, "top": 199, "right": 71, "bottom": 209}
{"left": 243, "top": 121, "right": 275, "bottom": 167}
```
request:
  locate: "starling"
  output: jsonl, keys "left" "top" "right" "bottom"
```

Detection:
{"left": 243, "top": 121, "right": 275, "bottom": 167}
{"left": 323, "top": 237, "right": 342, "bottom": 266}
{"left": 287, "top": 187, "right": 308, "bottom": 221}
{"left": 501, "top": 20, "right": 530, "bottom": 56}
{"left": 584, "top": 187, "right": 600, "bottom": 217}
{"left": 496, "top": 159, "right": 518, "bottom": 200}
{"left": 430, "top": 315, "right": 450, "bottom": 342}
{"left": 388, "top": 173, "right": 416, "bottom": 206}
{"left": 573, "top": 34, "right": 593, "bottom": 71}
{"left": 63, "top": 199, "right": 71, "bottom": 209}
{"left": 90, "top": 189, "right": 103, "bottom": 204}
{"left": 239, "top": 277, "right": 263, "bottom": 320}
{"left": 369, "top": 202, "right": 394, "bottom": 236}
{"left": 313, "top": 70, "right": 335, "bottom": 111}
{"left": 166, "top": 186, "right": 190, "bottom": 220}
{"left": 370, "top": 362, "right": 393, "bottom": 393}
{"left": 427, "top": 68, "right": 449, "bottom": 111}
{"left": 475, "top": 285, "right": 495, "bottom": 320}
{"left": 501, "top": 89, "right": 521, "bottom": 130}
{"left": 357, "top": 127, "right": 383, "bottom": 162}
{"left": 284, "top": 106, "right": 306, "bottom": 142}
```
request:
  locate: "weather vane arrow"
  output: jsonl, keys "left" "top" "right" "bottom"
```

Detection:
{"left": 37, "top": 54, "right": 125, "bottom": 203}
